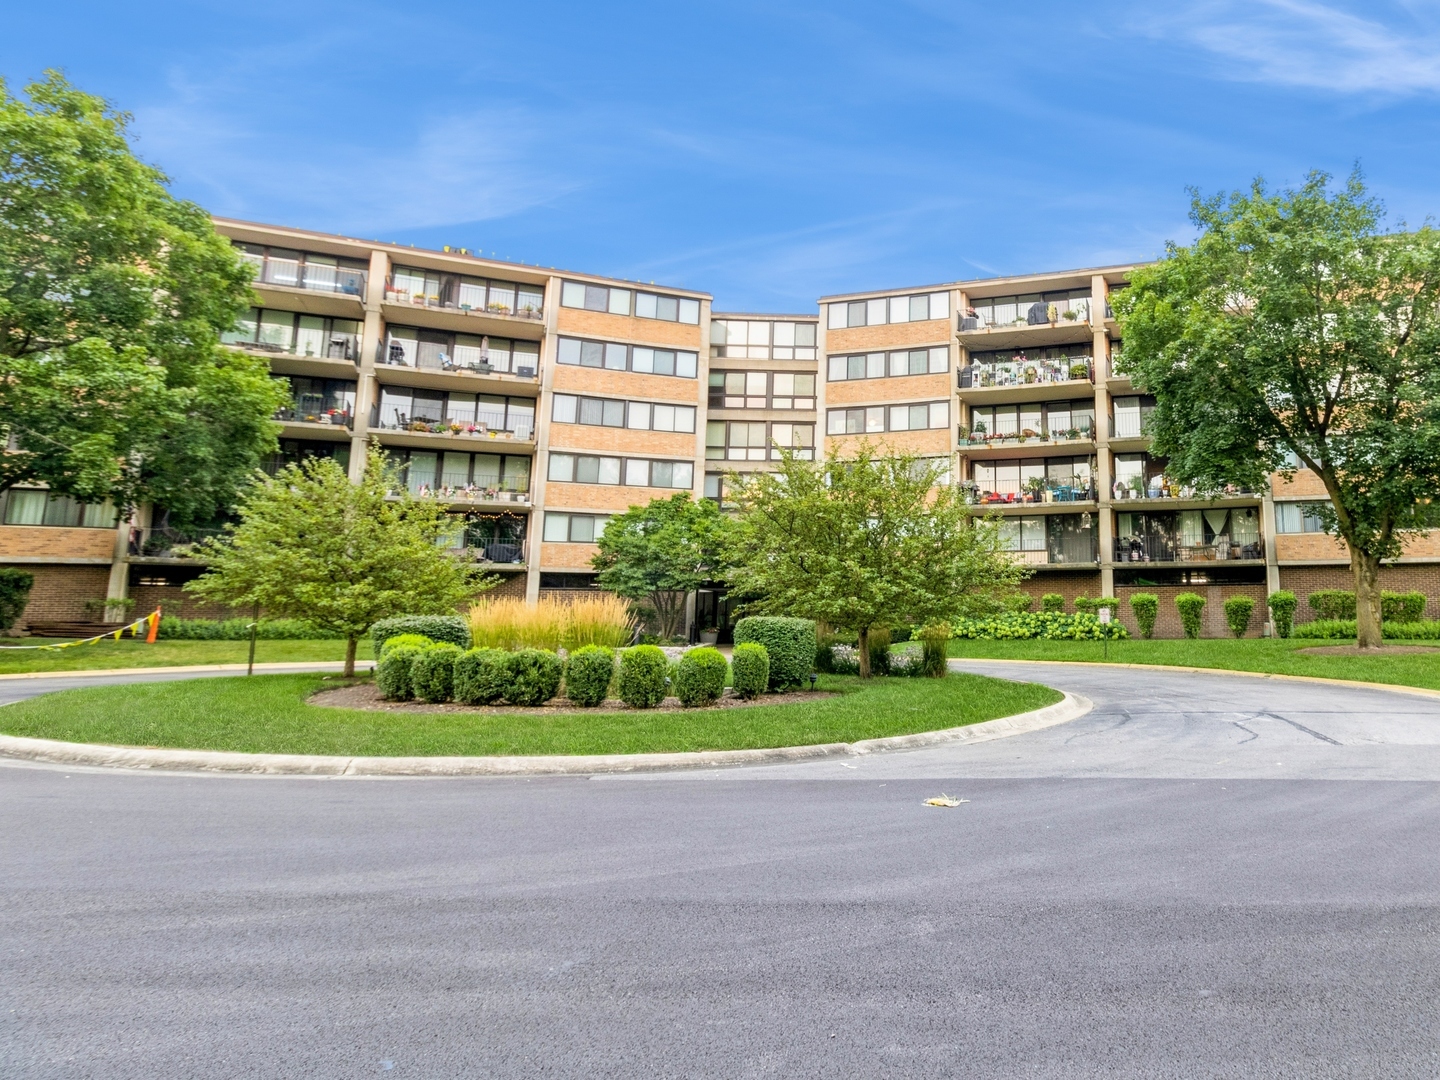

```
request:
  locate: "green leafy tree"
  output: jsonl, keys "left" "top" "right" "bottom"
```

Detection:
{"left": 186, "top": 449, "right": 494, "bottom": 675}
{"left": 1116, "top": 171, "right": 1440, "bottom": 648}
{"left": 726, "top": 445, "right": 1028, "bottom": 677}
{"left": 0, "top": 72, "right": 285, "bottom": 525}
{"left": 591, "top": 492, "right": 732, "bottom": 639}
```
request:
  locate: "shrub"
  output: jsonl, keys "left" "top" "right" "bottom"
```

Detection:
{"left": 732, "top": 616, "right": 815, "bottom": 690}
{"left": 617, "top": 645, "right": 669, "bottom": 708}
{"left": 563, "top": 593, "right": 637, "bottom": 649}
{"left": 1268, "top": 591, "right": 1298, "bottom": 639}
{"left": 867, "top": 625, "right": 891, "bottom": 677}
{"left": 1223, "top": 596, "right": 1256, "bottom": 638}
{"left": 1041, "top": 593, "right": 1065, "bottom": 613}
{"left": 411, "top": 643, "right": 462, "bottom": 703}
{"left": 1005, "top": 593, "right": 1036, "bottom": 613}
{"left": 674, "top": 647, "right": 728, "bottom": 706}
{"left": 1308, "top": 590, "right": 1356, "bottom": 621}
{"left": 158, "top": 616, "right": 339, "bottom": 640}
{"left": 0, "top": 568, "right": 35, "bottom": 631}
{"left": 378, "top": 633, "right": 436, "bottom": 657}
{"left": 1292, "top": 618, "right": 1440, "bottom": 641}
{"left": 1175, "top": 593, "right": 1206, "bottom": 639}
{"left": 951, "top": 612, "right": 1129, "bottom": 641}
{"left": 1095, "top": 598, "right": 1120, "bottom": 616}
{"left": 730, "top": 642, "right": 770, "bottom": 698}
{"left": 371, "top": 615, "right": 469, "bottom": 654}
{"left": 453, "top": 648, "right": 510, "bottom": 705}
{"left": 1129, "top": 593, "right": 1159, "bottom": 639}
{"left": 505, "top": 649, "right": 563, "bottom": 706}
{"left": 564, "top": 645, "right": 615, "bottom": 707}
{"left": 887, "top": 642, "right": 924, "bottom": 676}
{"left": 1074, "top": 597, "right": 1098, "bottom": 614}
{"left": 1382, "top": 591, "right": 1427, "bottom": 623}
{"left": 916, "top": 622, "right": 951, "bottom": 678}
{"left": 376, "top": 644, "right": 426, "bottom": 700}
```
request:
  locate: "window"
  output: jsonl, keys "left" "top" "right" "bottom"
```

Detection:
{"left": 561, "top": 281, "right": 699, "bottom": 324}
{"left": 547, "top": 453, "right": 622, "bottom": 485}
{"left": 277, "top": 376, "right": 356, "bottom": 423}
{"left": 707, "top": 371, "right": 815, "bottom": 409}
{"left": 826, "top": 347, "right": 949, "bottom": 381}
{"left": 971, "top": 457, "right": 1094, "bottom": 498}
{"left": 999, "top": 516, "right": 1048, "bottom": 552}
{"left": 1112, "top": 396, "right": 1156, "bottom": 439}
{"left": 222, "top": 308, "right": 361, "bottom": 361}
{"left": 556, "top": 336, "right": 697, "bottom": 378}
{"left": 1276, "top": 501, "right": 1329, "bottom": 533}
{"left": 710, "top": 319, "right": 817, "bottom": 360}
{"left": 705, "top": 421, "right": 813, "bottom": 461}
{"left": 542, "top": 512, "right": 610, "bottom": 543}
{"left": 827, "top": 291, "right": 950, "bottom": 329}
{"left": 967, "top": 400, "right": 1094, "bottom": 439}
{"left": 963, "top": 289, "right": 1090, "bottom": 329}
{"left": 234, "top": 244, "right": 368, "bottom": 296}
{"left": 391, "top": 266, "right": 543, "bottom": 317}
{"left": 375, "top": 388, "right": 534, "bottom": 438}
{"left": 0, "top": 488, "right": 117, "bottom": 528}
{"left": 826, "top": 401, "right": 948, "bottom": 435}
{"left": 394, "top": 450, "right": 530, "bottom": 494}
{"left": 384, "top": 326, "right": 539, "bottom": 376}
{"left": 265, "top": 439, "right": 350, "bottom": 477}
{"left": 551, "top": 394, "right": 695, "bottom": 433}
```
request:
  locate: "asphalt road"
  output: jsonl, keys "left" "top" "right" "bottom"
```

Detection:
{"left": 3, "top": 662, "right": 1440, "bottom": 1078}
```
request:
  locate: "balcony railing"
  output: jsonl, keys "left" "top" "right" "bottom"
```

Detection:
{"left": 376, "top": 340, "right": 539, "bottom": 379}
{"left": 384, "top": 279, "right": 543, "bottom": 320}
{"left": 405, "top": 483, "right": 531, "bottom": 506}
{"left": 128, "top": 526, "right": 223, "bottom": 559}
{"left": 369, "top": 405, "right": 535, "bottom": 442}
{"left": 960, "top": 299, "right": 1090, "bottom": 331}
{"left": 242, "top": 332, "right": 360, "bottom": 363}
{"left": 1109, "top": 480, "right": 1254, "bottom": 501}
{"left": 240, "top": 252, "right": 367, "bottom": 297}
{"left": 275, "top": 406, "right": 354, "bottom": 429}
{"left": 968, "top": 483, "right": 1099, "bottom": 506}
{"left": 959, "top": 359, "right": 1093, "bottom": 389}
{"left": 960, "top": 427, "right": 1095, "bottom": 447}
{"left": 1003, "top": 547, "right": 1100, "bottom": 567}
{"left": 1113, "top": 536, "right": 1264, "bottom": 563}
{"left": 448, "top": 538, "right": 529, "bottom": 566}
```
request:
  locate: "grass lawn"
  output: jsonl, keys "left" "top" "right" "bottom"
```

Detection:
{"left": 0, "top": 672, "right": 1062, "bottom": 756}
{"left": 949, "top": 638, "right": 1440, "bottom": 693}
{"left": 0, "top": 638, "right": 372, "bottom": 675}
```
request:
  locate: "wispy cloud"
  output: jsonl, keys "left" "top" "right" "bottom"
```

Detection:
{"left": 1144, "top": 0, "right": 1440, "bottom": 94}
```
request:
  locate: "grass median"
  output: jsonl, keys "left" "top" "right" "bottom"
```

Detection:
{"left": 948, "top": 638, "right": 1440, "bottom": 693}
{"left": 0, "top": 671, "right": 1062, "bottom": 757}
{"left": 0, "top": 638, "right": 372, "bottom": 675}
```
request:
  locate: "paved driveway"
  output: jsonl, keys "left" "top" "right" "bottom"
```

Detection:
{"left": 2, "top": 663, "right": 1439, "bottom": 1078}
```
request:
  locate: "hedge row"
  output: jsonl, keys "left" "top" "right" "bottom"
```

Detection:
{"left": 951, "top": 612, "right": 1129, "bottom": 641}
{"left": 370, "top": 615, "right": 470, "bottom": 653}
{"left": 158, "top": 616, "right": 340, "bottom": 640}
{"left": 1308, "top": 590, "right": 1429, "bottom": 622}
{"left": 1291, "top": 619, "right": 1440, "bottom": 641}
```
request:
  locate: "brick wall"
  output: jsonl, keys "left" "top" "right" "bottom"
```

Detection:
{"left": 128, "top": 585, "right": 242, "bottom": 621}
{"left": 485, "top": 573, "right": 528, "bottom": 600}
{"left": 1115, "top": 583, "right": 1269, "bottom": 639}
{"left": 1279, "top": 566, "right": 1440, "bottom": 622}
{"left": 1, "top": 564, "right": 112, "bottom": 632}
{"left": 1016, "top": 571, "right": 1102, "bottom": 612}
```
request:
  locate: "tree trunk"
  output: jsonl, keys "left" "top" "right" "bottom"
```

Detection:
{"left": 344, "top": 636, "right": 357, "bottom": 678}
{"left": 1352, "top": 549, "right": 1384, "bottom": 649}
{"left": 652, "top": 591, "right": 684, "bottom": 640}
{"left": 857, "top": 626, "right": 872, "bottom": 679}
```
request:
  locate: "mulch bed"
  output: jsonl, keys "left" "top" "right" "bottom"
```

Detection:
{"left": 1295, "top": 645, "right": 1440, "bottom": 656}
{"left": 309, "top": 680, "right": 836, "bottom": 715}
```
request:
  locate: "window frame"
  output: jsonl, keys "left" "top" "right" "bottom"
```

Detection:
{"left": 556, "top": 335, "right": 698, "bottom": 379}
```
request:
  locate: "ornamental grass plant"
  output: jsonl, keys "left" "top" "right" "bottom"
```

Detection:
{"left": 468, "top": 595, "right": 636, "bottom": 652}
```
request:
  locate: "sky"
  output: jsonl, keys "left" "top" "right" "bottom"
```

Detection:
{"left": 5, "top": 1, "right": 1440, "bottom": 312}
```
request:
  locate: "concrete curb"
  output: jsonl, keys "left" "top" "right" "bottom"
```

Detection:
{"left": 0, "top": 692, "right": 1091, "bottom": 777}
{"left": 0, "top": 662, "right": 360, "bottom": 681}
{"left": 947, "top": 657, "right": 1440, "bottom": 702}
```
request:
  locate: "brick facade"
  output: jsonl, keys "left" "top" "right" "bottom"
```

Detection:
{"left": 1015, "top": 570, "right": 1103, "bottom": 611}
{"left": 1114, "top": 583, "right": 1270, "bottom": 639}
{"left": 1, "top": 564, "right": 112, "bottom": 631}
{"left": 1279, "top": 565, "right": 1440, "bottom": 622}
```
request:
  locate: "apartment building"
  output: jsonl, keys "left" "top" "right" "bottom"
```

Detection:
{"left": 2, "top": 220, "right": 1436, "bottom": 636}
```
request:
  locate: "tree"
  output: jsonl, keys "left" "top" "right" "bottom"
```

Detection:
{"left": 725, "top": 445, "right": 1029, "bottom": 677}
{"left": 1116, "top": 171, "right": 1440, "bottom": 648}
{"left": 186, "top": 449, "right": 494, "bottom": 675}
{"left": 0, "top": 72, "right": 285, "bottom": 526}
{"left": 591, "top": 492, "right": 732, "bottom": 640}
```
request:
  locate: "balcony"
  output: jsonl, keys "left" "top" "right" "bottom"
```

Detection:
{"left": 960, "top": 427, "right": 1095, "bottom": 456}
{"left": 448, "top": 538, "right": 529, "bottom": 567}
{"left": 127, "top": 526, "right": 222, "bottom": 561}
{"left": 968, "top": 483, "right": 1099, "bottom": 507}
{"left": 960, "top": 357, "right": 1093, "bottom": 389}
{"left": 240, "top": 252, "right": 367, "bottom": 298}
{"left": 369, "top": 405, "right": 535, "bottom": 444}
{"left": 386, "top": 282, "right": 544, "bottom": 321}
{"left": 403, "top": 482, "right": 532, "bottom": 508}
{"left": 275, "top": 406, "right": 354, "bottom": 430}
{"left": 1113, "top": 536, "right": 1265, "bottom": 564}
{"left": 958, "top": 298, "right": 1093, "bottom": 349}
{"left": 376, "top": 338, "right": 539, "bottom": 381}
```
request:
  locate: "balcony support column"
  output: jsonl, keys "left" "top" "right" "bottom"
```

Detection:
{"left": 1092, "top": 278, "right": 1115, "bottom": 597}
{"left": 102, "top": 510, "right": 135, "bottom": 624}
{"left": 349, "top": 248, "right": 390, "bottom": 482}
{"left": 1262, "top": 489, "right": 1281, "bottom": 605}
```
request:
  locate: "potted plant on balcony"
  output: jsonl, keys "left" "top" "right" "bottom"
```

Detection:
{"left": 1130, "top": 476, "right": 1147, "bottom": 499}
{"left": 1023, "top": 476, "right": 1046, "bottom": 503}
{"left": 1062, "top": 308, "right": 1079, "bottom": 321}
{"left": 1069, "top": 361, "right": 1090, "bottom": 381}
{"left": 1024, "top": 366, "right": 1037, "bottom": 384}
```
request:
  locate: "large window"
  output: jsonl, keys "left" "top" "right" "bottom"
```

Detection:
{"left": 223, "top": 308, "right": 361, "bottom": 361}
{"left": 234, "top": 245, "right": 368, "bottom": 296}
{"left": 276, "top": 376, "right": 355, "bottom": 425}
{"left": 384, "top": 326, "right": 539, "bottom": 376}
{"left": 542, "top": 512, "right": 611, "bottom": 543}
{"left": 1276, "top": 501, "right": 1329, "bottom": 533}
{"left": 389, "top": 266, "right": 543, "bottom": 318}
{"left": 560, "top": 281, "right": 700, "bottom": 324}
{"left": 706, "top": 421, "right": 814, "bottom": 461}
{"left": 1116, "top": 509, "right": 1263, "bottom": 562}
{"left": 393, "top": 450, "right": 531, "bottom": 495}
{"left": 710, "top": 319, "right": 817, "bottom": 359}
{"left": 551, "top": 394, "right": 696, "bottom": 433}
{"left": 547, "top": 454, "right": 694, "bottom": 489}
{"left": 827, "top": 291, "right": 950, "bottom": 329}
{"left": 0, "top": 488, "right": 118, "bottom": 528}
{"left": 374, "top": 388, "right": 535, "bottom": 438}
{"left": 1111, "top": 395, "right": 1156, "bottom": 439}
{"left": 708, "top": 371, "right": 816, "bottom": 409}
{"left": 959, "top": 348, "right": 1093, "bottom": 389}
{"left": 968, "top": 400, "right": 1094, "bottom": 439}
{"left": 962, "top": 289, "right": 1090, "bottom": 329}
{"left": 826, "top": 401, "right": 949, "bottom": 435}
{"left": 556, "top": 336, "right": 697, "bottom": 379}
{"left": 265, "top": 439, "right": 350, "bottom": 477}
{"left": 827, "top": 347, "right": 949, "bottom": 382}
{"left": 971, "top": 457, "right": 1096, "bottom": 500}
{"left": 998, "top": 514, "right": 1098, "bottom": 565}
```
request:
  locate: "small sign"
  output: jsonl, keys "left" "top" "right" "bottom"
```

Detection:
{"left": 1098, "top": 608, "right": 1112, "bottom": 624}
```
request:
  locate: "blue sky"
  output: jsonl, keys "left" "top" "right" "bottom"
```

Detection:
{"left": 5, "top": 1, "right": 1440, "bottom": 312}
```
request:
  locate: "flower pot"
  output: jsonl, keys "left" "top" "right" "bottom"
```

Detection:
{"left": 700, "top": 631, "right": 719, "bottom": 645}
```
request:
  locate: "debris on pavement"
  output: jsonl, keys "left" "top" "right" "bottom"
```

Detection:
{"left": 923, "top": 794, "right": 968, "bottom": 807}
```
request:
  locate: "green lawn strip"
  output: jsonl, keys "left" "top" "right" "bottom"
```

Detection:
{"left": 948, "top": 638, "right": 1440, "bottom": 693}
{"left": 0, "top": 639, "right": 373, "bottom": 675}
{"left": 0, "top": 672, "right": 1062, "bottom": 757}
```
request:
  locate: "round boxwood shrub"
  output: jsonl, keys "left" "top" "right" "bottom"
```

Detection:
{"left": 1175, "top": 593, "right": 1206, "bottom": 639}
{"left": 376, "top": 644, "right": 427, "bottom": 701}
{"left": 731, "top": 642, "right": 769, "bottom": 699}
{"left": 732, "top": 616, "right": 815, "bottom": 690}
{"left": 504, "top": 649, "right": 562, "bottom": 706}
{"left": 1223, "top": 595, "right": 1256, "bottom": 639}
{"left": 371, "top": 615, "right": 470, "bottom": 655}
{"left": 617, "top": 645, "right": 668, "bottom": 708}
{"left": 565, "top": 645, "right": 615, "bottom": 708}
{"left": 1041, "top": 593, "right": 1065, "bottom": 613}
{"left": 1268, "top": 590, "right": 1297, "bottom": 639}
{"left": 453, "top": 648, "right": 509, "bottom": 705}
{"left": 410, "top": 643, "right": 462, "bottom": 703}
{"left": 1129, "top": 593, "right": 1159, "bottom": 639}
{"left": 674, "top": 647, "right": 727, "bottom": 707}
{"left": 379, "top": 632, "right": 435, "bottom": 658}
